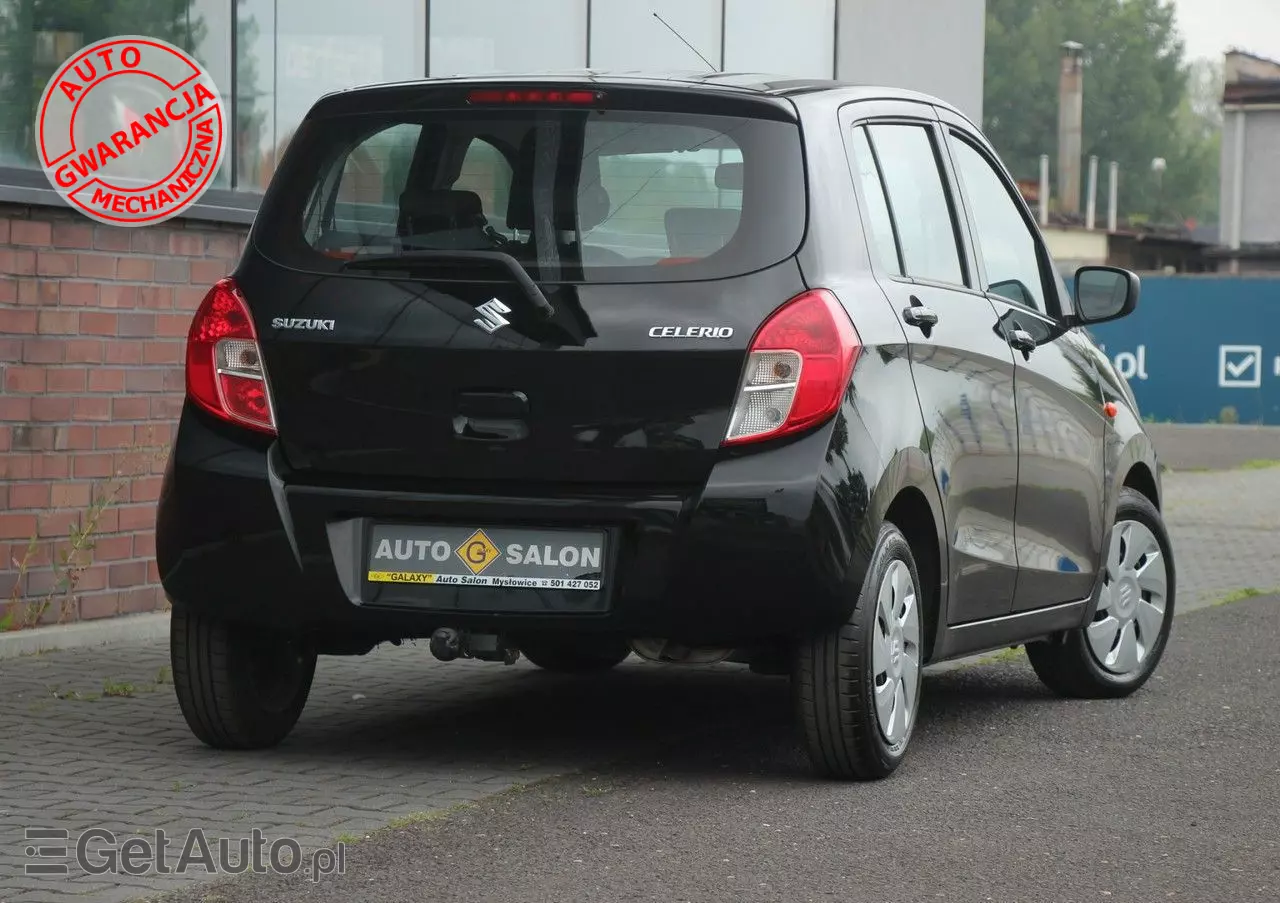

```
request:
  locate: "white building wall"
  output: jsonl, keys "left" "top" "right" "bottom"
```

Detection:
{"left": 723, "top": 0, "right": 836, "bottom": 79}
{"left": 429, "top": 0, "right": 588, "bottom": 77}
{"left": 835, "top": 0, "right": 986, "bottom": 121}
{"left": 588, "top": 0, "right": 723, "bottom": 72}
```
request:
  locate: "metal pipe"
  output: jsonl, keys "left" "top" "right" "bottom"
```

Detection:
{"left": 1107, "top": 161, "right": 1119, "bottom": 233}
{"left": 1039, "top": 154, "right": 1051, "bottom": 227}
{"left": 1085, "top": 155, "right": 1098, "bottom": 230}
{"left": 1230, "top": 109, "right": 1247, "bottom": 250}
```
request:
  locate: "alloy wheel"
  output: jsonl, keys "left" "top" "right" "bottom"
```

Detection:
{"left": 872, "top": 559, "right": 921, "bottom": 745}
{"left": 1088, "top": 519, "right": 1169, "bottom": 675}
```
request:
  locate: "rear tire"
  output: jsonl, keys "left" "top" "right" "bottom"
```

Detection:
{"left": 519, "top": 638, "right": 631, "bottom": 673}
{"left": 171, "top": 609, "right": 316, "bottom": 750}
{"left": 1026, "top": 488, "right": 1175, "bottom": 699}
{"left": 794, "top": 523, "right": 924, "bottom": 780}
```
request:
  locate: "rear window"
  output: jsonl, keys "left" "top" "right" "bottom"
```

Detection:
{"left": 252, "top": 104, "right": 806, "bottom": 283}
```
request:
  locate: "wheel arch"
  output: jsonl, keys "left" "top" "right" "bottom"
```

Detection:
{"left": 848, "top": 438, "right": 948, "bottom": 664}
{"left": 1110, "top": 430, "right": 1163, "bottom": 521}
{"left": 883, "top": 484, "right": 944, "bottom": 663}
{"left": 1122, "top": 461, "right": 1161, "bottom": 511}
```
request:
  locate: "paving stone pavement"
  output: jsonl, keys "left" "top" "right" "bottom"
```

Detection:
{"left": 2, "top": 465, "right": 1278, "bottom": 903}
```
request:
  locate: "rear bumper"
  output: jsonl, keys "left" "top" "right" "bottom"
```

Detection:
{"left": 157, "top": 404, "right": 862, "bottom": 648}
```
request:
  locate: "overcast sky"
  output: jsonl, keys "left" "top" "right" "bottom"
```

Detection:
{"left": 1172, "top": 0, "right": 1280, "bottom": 63}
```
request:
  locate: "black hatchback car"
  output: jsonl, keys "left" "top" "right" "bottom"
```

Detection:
{"left": 158, "top": 73, "right": 1175, "bottom": 779}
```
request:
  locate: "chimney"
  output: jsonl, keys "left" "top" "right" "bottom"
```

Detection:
{"left": 1057, "top": 41, "right": 1085, "bottom": 216}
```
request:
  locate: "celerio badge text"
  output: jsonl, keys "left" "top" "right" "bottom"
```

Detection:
{"left": 648, "top": 326, "right": 734, "bottom": 339}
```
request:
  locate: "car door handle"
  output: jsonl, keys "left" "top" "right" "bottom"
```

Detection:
{"left": 1008, "top": 328, "right": 1036, "bottom": 360}
{"left": 902, "top": 297, "right": 939, "bottom": 338}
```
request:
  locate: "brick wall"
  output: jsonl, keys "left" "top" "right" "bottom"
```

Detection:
{"left": 0, "top": 202, "right": 249, "bottom": 628}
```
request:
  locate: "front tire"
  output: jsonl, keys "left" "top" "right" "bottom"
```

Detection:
{"left": 1026, "top": 488, "right": 1176, "bottom": 698}
{"left": 794, "top": 523, "right": 924, "bottom": 780}
{"left": 171, "top": 610, "right": 316, "bottom": 749}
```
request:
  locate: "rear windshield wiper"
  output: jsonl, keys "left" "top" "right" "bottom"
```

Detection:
{"left": 342, "top": 250, "right": 555, "bottom": 319}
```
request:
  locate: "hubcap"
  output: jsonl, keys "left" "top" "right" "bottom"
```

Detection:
{"left": 872, "top": 559, "right": 921, "bottom": 745}
{"left": 1088, "top": 519, "right": 1169, "bottom": 675}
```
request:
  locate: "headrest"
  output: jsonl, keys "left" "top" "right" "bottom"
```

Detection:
{"left": 715, "top": 161, "right": 743, "bottom": 190}
{"left": 506, "top": 132, "right": 610, "bottom": 233}
{"left": 397, "top": 188, "right": 485, "bottom": 237}
{"left": 664, "top": 207, "right": 741, "bottom": 258}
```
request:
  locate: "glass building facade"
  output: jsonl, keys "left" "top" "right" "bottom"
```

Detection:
{"left": 0, "top": 0, "right": 984, "bottom": 222}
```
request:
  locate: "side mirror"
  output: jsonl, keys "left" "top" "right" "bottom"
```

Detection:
{"left": 1074, "top": 266, "right": 1140, "bottom": 324}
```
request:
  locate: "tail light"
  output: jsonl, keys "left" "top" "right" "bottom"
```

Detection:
{"left": 185, "top": 278, "right": 277, "bottom": 435}
{"left": 723, "top": 289, "right": 861, "bottom": 446}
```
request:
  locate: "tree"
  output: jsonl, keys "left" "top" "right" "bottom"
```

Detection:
{"left": 983, "top": 0, "right": 1220, "bottom": 226}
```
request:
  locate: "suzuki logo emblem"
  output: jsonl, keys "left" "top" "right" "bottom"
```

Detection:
{"left": 473, "top": 298, "right": 511, "bottom": 335}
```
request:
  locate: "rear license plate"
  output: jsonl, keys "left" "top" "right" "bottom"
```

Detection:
{"left": 366, "top": 523, "right": 606, "bottom": 591}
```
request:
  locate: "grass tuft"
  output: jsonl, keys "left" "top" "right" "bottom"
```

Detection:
{"left": 974, "top": 646, "right": 1026, "bottom": 666}
{"left": 102, "top": 679, "right": 136, "bottom": 698}
{"left": 1210, "top": 586, "right": 1279, "bottom": 607}
{"left": 386, "top": 810, "right": 448, "bottom": 830}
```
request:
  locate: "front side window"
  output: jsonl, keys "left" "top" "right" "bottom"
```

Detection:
{"left": 949, "top": 135, "right": 1048, "bottom": 312}
{"left": 865, "top": 124, "right": 965, "bottom": 287}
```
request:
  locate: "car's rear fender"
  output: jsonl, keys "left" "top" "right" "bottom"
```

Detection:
{"left": 820, "top": 336, "right": 949, "bottom": 662}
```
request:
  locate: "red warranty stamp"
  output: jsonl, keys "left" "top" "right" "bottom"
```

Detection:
{"left": 37, "top": 35, "right": 227, "bottom": 227}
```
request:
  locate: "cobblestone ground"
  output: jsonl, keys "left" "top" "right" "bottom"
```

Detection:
{"left": 2, "top": 465, "right": 1278, "bottom": 903}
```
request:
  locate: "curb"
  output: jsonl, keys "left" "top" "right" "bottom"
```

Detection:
{"left": 0, "top": 612, "right": 170, "bottom": 661}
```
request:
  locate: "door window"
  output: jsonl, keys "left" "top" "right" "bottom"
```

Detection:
{"left": 948, "top": 136, "right": 1048, "bottom": 312}
{"left": 864, "top": 124, "right": 965, "bottom": 287}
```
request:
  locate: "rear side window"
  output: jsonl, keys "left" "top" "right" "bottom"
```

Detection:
{"left": 864, "top": 124, "right": 965, "bottom": 287}
{"left": 849, "top": 127, "right": 902, "bottom": 276}
{"left": 257, "top": 105, "right": 805, "bottom": 284}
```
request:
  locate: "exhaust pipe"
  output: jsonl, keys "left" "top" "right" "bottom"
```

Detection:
{"left": 630, "top": 638, "right": 734, "bottom": 665}
{"left": 429, "top": 628, "right": 519, "bottom": 665}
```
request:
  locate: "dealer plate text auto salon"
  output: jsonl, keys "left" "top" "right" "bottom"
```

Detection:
{"left": 158, "top": 72, "right": 1176, "bottom": 779}
{"left": 366, "top": 525, "right": 605, "bottom": 591}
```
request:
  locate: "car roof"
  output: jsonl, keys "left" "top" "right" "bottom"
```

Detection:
{"left": 324, "top": 69, "right": 972, "bottom": 123}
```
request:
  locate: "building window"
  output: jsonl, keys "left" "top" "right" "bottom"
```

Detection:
{"left": 0, "top": 0, "right": 231, "bottom": 185}
{"left": 234, "top": 0, "right": 425, "bottom": 191}
{"left": 0, "top": 0, "right": 424, "bottom": 198}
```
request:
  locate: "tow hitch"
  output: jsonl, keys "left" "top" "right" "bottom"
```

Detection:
{"left": 428, "top": 628, "right": 520, "bottom": 665}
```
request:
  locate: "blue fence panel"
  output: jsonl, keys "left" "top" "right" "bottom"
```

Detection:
{"left": 1084, "top": 276, "right": 1280, "bottom": 424}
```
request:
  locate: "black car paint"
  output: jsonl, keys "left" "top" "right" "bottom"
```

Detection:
{"left": 240, "top": 253, "right": 807, "bottom": 486}
{"left": 156, "top": 74, "right": 1159, "bottom": 664}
